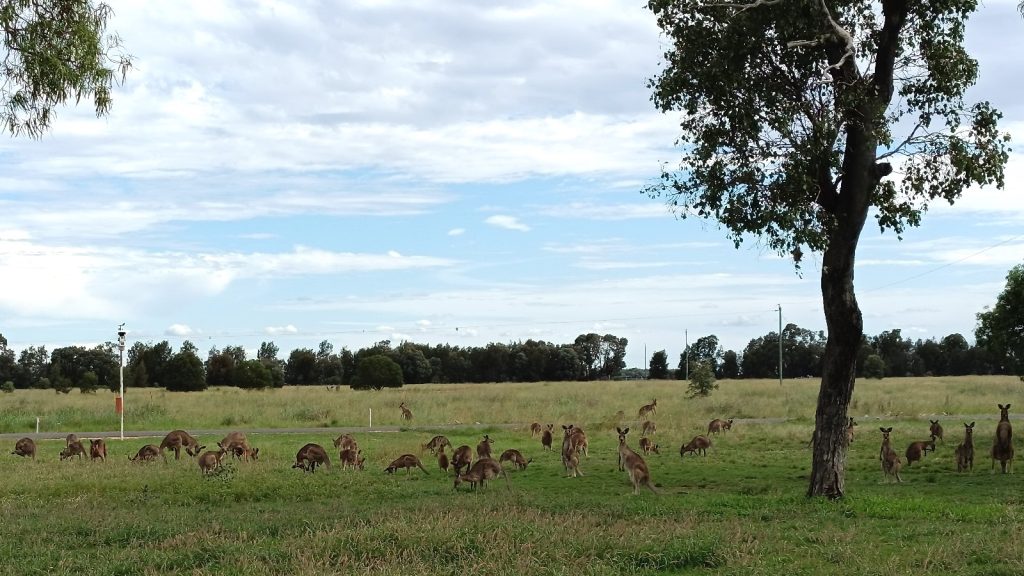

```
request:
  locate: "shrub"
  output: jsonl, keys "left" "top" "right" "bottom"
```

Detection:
{"left": 687, "top": 361, "right": 717, "bottom": 398}
{"left": 79, "top": 371, "right": 99, "bottom": 394}
{"left": 1, "top": 380, "right": 14, "bottom": 393}
{"left": 864, "top": 355, "right": 886, "bottom": 379}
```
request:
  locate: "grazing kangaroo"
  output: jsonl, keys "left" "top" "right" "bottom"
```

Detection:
{"left": 454, "top": 457, "right": 510, "bottom": 491}
{"left": 541, "top": 424, "right": 554, "bottom": 451}
{"left": 452, "top": 445, "right": 473, "bottom": 476}
{"left": 159, "top": 430, "right": 204, "bottom": 461}
{"left": 638, "top": 399, "right": 657, "bottom": 418}
{"left": 529, "top": 422, "right": 542, "bottom": 437}
{"left": 929, "top": 420, "right": 944, "bottom": 443}
{"left": 499, "top": 448, "right": 531, "bottom": 470}
{"left": 616, "top": 428, "right": 658, "bottom": 495}
{"left": 198, "top": 449, "right": 227, "bottom": 475}
{"left": 384, "top": 454, "right": 429, "bottom": 475}
{"left": 680, "top": 435, "right": 712, "bottom": 457}
{"left": 879, "top": 427, "right": 903, "bottom": 483}
{"left": 232, "top": 445, "right": 259, "bottom": 461}
{"left": 955, "top": 422, "right": 976, "bottom": 473}
{"left": 12, "top": 437, "right": 36, "bottom": 460}
{"left": 60, "top": 440, "right": 87, "bottom": 461}
{"left": 905, "top": 436, "right": 937, "bottom": 467}
{"left": 421, "top": 435, "right": 451, "bottom": 455}
{"left": 333, "top": 433, "right": 358, "bottom": 451}
{"left": 399, "top": 402, "right": 413, "bottom": 421}
{"left": 992, "top": 403, "right": 1014, "bottom": 474}
{"left": 708, "top": 418, "right": 733, "bottom": 435}
{"left": 641, "top": 420, "right": 657, "bottom": 437}
{"left": 639, "top": 437, "right": 660, "bottom": 455}
{"left": 292, "top": 443, "right": 330, "bottom": 473}
{"left": 89, "top": 439, "right": 107, "bottom": 462}
{"left": 438, "top": 446, "right": 450, "bottom": 474}
{"left": 130, "top": 444, "right": 161, "bottom": 462}
{"left": 340, "top": 448, "right": 365, "bottom": 471}
{"left": 561, "top": 425, "right": 583, "bottom": 477}
{"left": 476, "top": 435, "right": 494, "bottom": 459}
{"left": 65, "top": 433, "right": 79, "bottom": 447}
{"left": 218, "top": 431, "right": 257, "bottom": 462}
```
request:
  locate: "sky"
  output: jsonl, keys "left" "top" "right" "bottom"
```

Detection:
{"left": 1, "top": 0, "right": 1022, "bottom": 368}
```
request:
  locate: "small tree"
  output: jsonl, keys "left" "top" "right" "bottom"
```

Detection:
{"left": 235, "top": 359, "right": 273, "bottom": 390}
{"left": 687, "top": 361, "right": 717, "bottom": 398}
{"left": 350, "top": 355, "right": 404, "bottom": 390}
{"left": 53, "top": 375, "right": 72, "bottom": 394}
{"left": 863, "top": 355, "right": 886, "bottom": 380}
{"left": 1, "top": 380, "right": 14, "bottom": 393}
{"left": 649, "top": 350, "right": 670, "bottom": 379}
{"left": 79, "top": 371, "right": 99, "bottom": 394}
{"left": 163, "top": 351, "right": 206, "bottom": 392}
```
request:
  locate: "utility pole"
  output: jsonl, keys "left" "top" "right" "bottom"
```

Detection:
{"left": 777, "top": 305, "right": 783, "bottom": 387}
{"left": 684, "top": 329, "right": 689, "bottom": 381}
{"left": 117, "top": 324, "right": 126, "bottom": 439}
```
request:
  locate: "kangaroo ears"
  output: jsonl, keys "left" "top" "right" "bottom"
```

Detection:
{"left": 879, "top": 427, "right": 888, "bottom": 433}
{"left": 999, "top": 403, "right": 1009, "bottom": 410}
{"left": 967, "top": 422, "right": 975, "bottom": 427}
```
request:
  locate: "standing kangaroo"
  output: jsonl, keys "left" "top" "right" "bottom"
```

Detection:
{"left": 541, "top": 424, "right": 554, "bottom": 451}
{"left": 846, "top": 417, "right": 858, "bottom": 445}
{"left": 198, "top": 449, "right": 227, "bottom": 475}
{"left": 159, "top": 430, "right": 205, "bottom": 461}
{"left": 879, "top": 427, "right": 902, "bottom": 483}
{"left": 529, "top": 422, "right": 542, "bottom": 437}
{"left": 476, "top": 435, "right": 494, "bottom": 459}
{"left": 641, "top": 420, "right": 657, "bottom": 437}
{"left": 437, "top": 446, "right": 450, "bottom": 474}
{"left": 638, "top": 399, "right": 657, "bottom": 418}
{"left": 65, "top": 433, "right": 79, "bottom": 447}
{"left": 384, "top": 454, "right": 429, "bottom": 475}
{"left": 929, "top": 420, "right": 944, "bottom": 444}
{"left": 421, "top": 435, "right": 451, "bottom": 455}
{"left": 333, "top": 433, "right": 358, "bottom": 451}
{"left": 11, "top": 437, "right": 36, "bottom": 460}
{"left": 992, "top": 403, "right": 1014, "bottom": 474}
{"left": 89, "top": 439, "right": 107, "bottom": 462}
{"left": 399, "top": 402, "right": 413, "bottom": 421}
{"left": 955, "top": 422, "right": 975, "bottom": 473}
{"left": 616, "top": 428, "right": 657, "bottom": 495}
{"left": 561, "top": 425, "right": 583, "bottom": 478}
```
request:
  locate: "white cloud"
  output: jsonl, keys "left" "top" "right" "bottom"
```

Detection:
{"left": 165, "top": 324, "right": 194, "bottom": 337}
{"left": 264, "top": 324, "right": 298, "bottom": 335}
{"left": 539, "top": 202, "right": 674, "bottom": 220}
{"left": 485, "top": 215, "right": 530, "bottom": 231}
{"left": 447, "top": 228, "right": 466, "bottom": 236}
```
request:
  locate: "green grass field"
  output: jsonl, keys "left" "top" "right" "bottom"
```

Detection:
{"left": 2, "top": 376, "right": 1022, "bottom": 575}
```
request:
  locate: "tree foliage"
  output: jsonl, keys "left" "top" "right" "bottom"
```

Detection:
{"left": 350, "top": 354, "right": 404, "bottom": 390}
{"left": 649, "top": 350, "right": 670, "bottom": 379}
{"left": 163, "top": 347, "right": 206, "bottom": 392}
{"left": 687, "top": 361, "right": 717, "bottom": 397}
{"left": 1, "top": 0, "right": 132, "bottom": 137}
{"left": 976, "top": 263, "right": 1024, "bottom": 380}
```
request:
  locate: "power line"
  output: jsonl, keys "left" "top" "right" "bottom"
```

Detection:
{"left": 865, "top": 233, "right": 1024, "bottom": 293}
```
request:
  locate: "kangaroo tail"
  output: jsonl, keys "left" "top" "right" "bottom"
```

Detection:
{"left": 646, "top": 480, "right": 659, "bottom": 495}
{"left": 502, "top": 468, "right": 512, "bottom": 493}
{"left": 419, "top": 463, "right": 430, "bottom": 475}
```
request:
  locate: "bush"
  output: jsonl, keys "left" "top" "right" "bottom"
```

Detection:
{"left": 864, "top": 354, "right": 886, "bottom": 379}
{"left": 1, "top": 380, "right": 14, "bottom": 393}
{"left": 235, "top": 360, "right": 272, "bottom": 390}
{"left": 351, "top": 354, "right": 404, "bottom": 390}
{"left": 53, "top": 376, "right": 73, "bottom": 394}
{"left": 79, "top": 371, "right": 99, "bottom": 394}
{"left": 687, "top": 361, "right": 718, "bottom": 398}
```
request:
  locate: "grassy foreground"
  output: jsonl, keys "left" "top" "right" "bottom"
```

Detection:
{"left": 1, "top": 376, "right": 1023, "bottom": 575}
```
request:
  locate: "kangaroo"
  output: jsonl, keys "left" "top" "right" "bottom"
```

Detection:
{"left": 399, "top": 402, "right": 413, "bottom": 421}
{"left": 232, "top": 445, "right": 259, "bottom": 461}
{"left": 541, "top": 424, "right": 554, "bottom": 451}
{"left": 159, "top": 430, "right": 205, "bottom": 461}
{"left": 476, "top": 435, "right": 494, "bottom": 459}
{"left": 680, "top": 435, "right": 712, "bottom": 457}
{"left": 421, "top": 435, "right": 451, "bottom": 455}
{"left": 293, "top": 443, "right": 330, "bottom": 473}
{"left": 198, "top": 449, "right": 227, "bottom": 475}
{"left": 905, "top": 436, "right": 937, "bottom": 467}
{"left": 616, "top": 428, "right": 658, "bottom": 495}
{"left": 529, "top": 422, "right": 542, "bottom": 437}
{"left": 639, "top": 437, "right": 660, "bottom": 455}
{"left": 638, "top": 399, "right": 657, "bottom": 418}
{"left": 561, "top": 425, "right": 583, "bottom": 477}
{"left": 11, "top": 437, "right": 36, "bottom": 460}
{"left": 452, "top": 445, "right": 473, "bottom": 476}
{"left": 569, "top": 426, "right": 589, "bottom": 458}
{"left": 60, "top": 440, "right": 87, "bottom": 461}
{"left": 929, "top": 420, "right": 944, "bottom": 444}
{"left": 384, "top": 454, "right": 429, "bottom": 475}
{"left": 438, "top": 446, "right": 450, "bottom": 474}
{"left": 89, "top": 439, "right": 107, "bottom": 462}
{"left": 218, "top": 431, "right": 257, "bottom": 462}
{"left": 340, "top": 448, "right": 365, "bottom": 471}
{"left": 955, "top": 422, "right": 976, "bottom": 472}
{"left": 454, "top": 457, "right": 509, "bottom": 491}
{"left": 879, "top": 427, "right": 902, "bottom": 483}
{"left": 641, "top": 420, "right": 657, "bottom": 437}
{"left": 333, "top": 433, "right": 358, "bottom": 451}
{"left": 130, "top": 444, "right": 161, "bottom": 462}
{"left": 708, "top": 418, "right": 733, "bottom": 435}
{"left": 992, "top": 403, "right": 1014, "bottom": 474}
{"left": 846, "top": 417, "right": 858, "bottom": 445}
{"left": 499, "top": 448, "right": 532, "bottom": 470}
{"left": 65, "top": 433, "right": 79, "bottom": 447}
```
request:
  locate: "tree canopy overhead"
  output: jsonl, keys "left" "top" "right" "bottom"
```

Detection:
{"left": 646, "top": 0, "right": 1008, "bottom": 498}
{"left": 2, "top": 0, "right": 132, "bottom": 137}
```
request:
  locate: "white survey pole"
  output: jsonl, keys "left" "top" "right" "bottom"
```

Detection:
{"left": 369, "top": 408, "right": 373, "bottom": 430}
{"left": 117, "top": 324, "right": 126, "bottom": 440}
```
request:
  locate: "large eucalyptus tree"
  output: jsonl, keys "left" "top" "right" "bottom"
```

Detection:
{"left": 646, "top": 0, "right": 1009, "bottom": 497}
